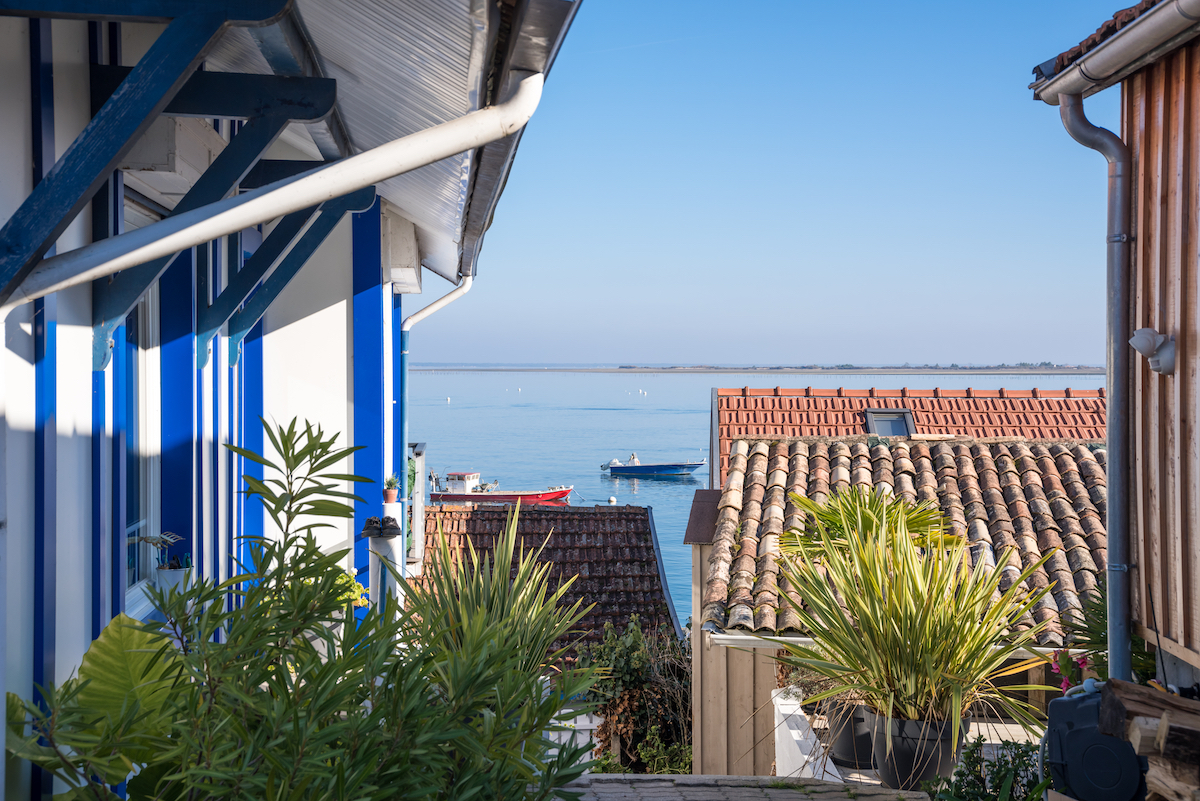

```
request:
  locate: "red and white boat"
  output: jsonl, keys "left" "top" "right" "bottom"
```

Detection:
{"left": 429, "top": 471, "right": 573, "bottom": 505}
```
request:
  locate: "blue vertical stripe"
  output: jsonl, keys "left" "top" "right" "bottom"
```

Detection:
{"left": 110, "top": 325, "right": 127, "bottom": 616}
{"left": 351, "top": 199, "right": 384, "bottom": 588}
{"left": 90, "top": 371, "right": 106, "bottom": 638}
{"left": 209, "top": 244, "right": 221, "bottom": 588}
{"left": 160, "top": 250, "right": 195, "bottom": 567}
{"left": 30, "top": 18, "right": 55, "bottom": 801}
{"left": 32, "top": 297, "right": 57, "bottom": 801}
{"left": 242, "top": 320, "right": 264, "bottom": 546}
{"left": 392, "top": 293, "right": 404, "bottom": 500}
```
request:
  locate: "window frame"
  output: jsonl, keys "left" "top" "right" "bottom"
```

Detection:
{"left": 122, "top": 250, "right": 164, "bottom": 620}
{"left": 863, "top": 408, "right": 916, "bottom": 437}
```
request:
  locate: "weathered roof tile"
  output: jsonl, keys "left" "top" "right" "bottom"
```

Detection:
{"left": 426, "top": 504, "right": 677, "bottom": 646}
{"left": 699, "top": 435, "right": 1108, "bottom": 646}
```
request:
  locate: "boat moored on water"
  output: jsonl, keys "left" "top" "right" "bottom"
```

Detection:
{"left": 601, "top": 453, "right": 706, "bottom": 476}
{"left": 428, "top": 471, "right": 574, "bottom": 504}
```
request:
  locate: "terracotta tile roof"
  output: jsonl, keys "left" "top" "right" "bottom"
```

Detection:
{"left": 715, "top": 387, "right": 1106, "bottom": 484}
{"left": 699, "top": 437, "right": 1109, "bottom": 648}
{"left": 423, "top": 504, "right": 680, "bottom": 645}
{"left": 1036, "top": 0, "right": 1159, "bottom": 80}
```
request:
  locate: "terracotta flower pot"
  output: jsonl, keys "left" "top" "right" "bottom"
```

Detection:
{"left": 383, "top": 488, "right": 399, "bottom": 503}
{"left": 861, "top": 706, "right": 969, "bottom": 790}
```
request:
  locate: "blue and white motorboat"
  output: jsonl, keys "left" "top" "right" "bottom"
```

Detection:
{"left": 601, "top": 453, "right": 706, "bottom": 476}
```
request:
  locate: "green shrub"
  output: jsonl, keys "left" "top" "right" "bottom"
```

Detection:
{"left": 923, "top": 736, "right": 1051, "bottom": 801}
{"left": 6, "top": 418, "right": 596, "bottom": 800}
{"left": 575, "top": 616, "right": 691, "bottom": 774}
{"left": 1060, "top": 577, "right": 1156, "bottom": 683}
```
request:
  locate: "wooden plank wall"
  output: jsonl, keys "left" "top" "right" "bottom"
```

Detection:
{"left": 691, "top": 545, "right": 776, "bottom": 774}
{"left": 1123, "top": 43, "right": 1200, "bottom": 669}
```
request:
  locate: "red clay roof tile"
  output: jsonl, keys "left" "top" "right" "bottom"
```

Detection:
{"left": 714, "top": 387, "right": 1106, "bottom": 483}
{"left": 699, "top": 436, "right": 1108, "bottom": 648}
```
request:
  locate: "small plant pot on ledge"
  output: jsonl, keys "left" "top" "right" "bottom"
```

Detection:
{"left": 383, "top": 488, "right": 398, "bottom": 503}
{"left": 861, "top": 707, "right": 969, "bottom": 790}
{"left": 157, "top": 566, "right": 191, "bottom": 594}
{"left": 821, "top": 700, "right": 873, "bottom": 769}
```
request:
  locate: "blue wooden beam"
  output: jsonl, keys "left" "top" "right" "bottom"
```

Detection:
{"left": 0, "top": 0, "right": 289, "bottom": 306}
{"left": 90, "top": 64, "right": 335, "bottom": 122}
{"left": 91, "top": 114, "right": 289, "bottom": 368}
{"left": 241, "top": 158, "right": 336, "bottom": 190}
{"left": 89, "top": 74, "right": 335, "bottom": 369}
{"left": 196, "top": 206, "right": 317, "bottom": 364}
{"left": 226, "top": 187, "right": 376, "bottom": 365}
{"left": 0, "top": 0, "right": 289, "bottom": 24}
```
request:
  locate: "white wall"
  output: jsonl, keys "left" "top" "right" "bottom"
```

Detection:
{"left": 2, "top": 19, "right": 99, "bottom": 797}
{"left": 53, "top": 18, "right": 95, "bottom": 685}
{"left": 1, "top": 15, "right": 34, "bottom": 799}
{"left": 262, "top": 216, "right": 356, "bottom": 556}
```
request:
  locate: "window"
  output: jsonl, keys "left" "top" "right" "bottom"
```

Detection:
{"left": 121, "top": 266, "right": 162, "bottom": 609}
{"left": 864, "top": 408, "right": 916, "bottom": 437}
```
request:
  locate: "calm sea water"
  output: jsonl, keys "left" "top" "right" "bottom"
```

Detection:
{"left": 408, "top": 370, "right": 1106, "bottom": 621}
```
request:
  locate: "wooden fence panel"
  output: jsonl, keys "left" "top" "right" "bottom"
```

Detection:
{"left": 1122, "top": 43, "right": 1200, "bottom": 667}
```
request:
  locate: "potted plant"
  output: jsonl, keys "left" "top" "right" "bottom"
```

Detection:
{"left": 781, "top": 490, "right": 950, "bottom": 771}
{"left": 135, "top": 530, "right": 187, "bottom": 592}
{"left": 383, "top": 472, "right": 400, "bottom": 503}
{"left": 775, "top": 488, "right": 1054, "bottom": 790}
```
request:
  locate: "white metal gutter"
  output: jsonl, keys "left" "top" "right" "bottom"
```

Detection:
{"left": 401, "top": 275, "right": 473, "bottom": 334}
{"left": 1033, "top": 0, "right": 1200, "bottom": 104}
{"left": 3, "top": 72, "right": 543, "bottom": 309}
{"left": 704, "top": 630, "right": 1083, "bottom": 660}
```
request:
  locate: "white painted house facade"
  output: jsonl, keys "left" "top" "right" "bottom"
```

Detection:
{"left": 0, "top": 3, "right": 578, "bottom": 797}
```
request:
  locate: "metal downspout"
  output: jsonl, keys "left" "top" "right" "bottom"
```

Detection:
{"left": 1058, "top": 93, "right": 1133, "bottom": 682}
{"left": 398, "top": 275, "right": 474, "bottom": 530}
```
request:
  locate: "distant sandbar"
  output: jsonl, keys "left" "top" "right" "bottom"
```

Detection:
{"left": 410, "top": 365, "right": 1104, "bottom": 375}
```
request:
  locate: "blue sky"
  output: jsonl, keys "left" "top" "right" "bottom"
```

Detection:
{"left": 406, "top": 1, "right": 1122, "bottom": 366}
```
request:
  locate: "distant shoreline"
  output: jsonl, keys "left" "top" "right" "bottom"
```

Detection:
{"left": 410, "top": 365, "right": 1105, "bottom": 375}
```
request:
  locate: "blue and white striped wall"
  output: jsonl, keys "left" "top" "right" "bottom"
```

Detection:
{"left": 0, "top": 18, "right": 400, "bottom": 799}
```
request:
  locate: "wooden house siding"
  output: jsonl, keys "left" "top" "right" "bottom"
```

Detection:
{"left": 690, "top": 545, "right": 776, "bottom": 775}
{"left": 1122, "top": 42, "right": 1200, "bottom": 669}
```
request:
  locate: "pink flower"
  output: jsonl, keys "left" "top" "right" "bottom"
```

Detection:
{"left": 1076, "top": 655, "right": 1089, "bottom": 669}
{"left": 1050, "top": 662, "right": 1060, "bottom": 674}
{"left": 1060, "top": 677, "right": 1072, "bottom": 692}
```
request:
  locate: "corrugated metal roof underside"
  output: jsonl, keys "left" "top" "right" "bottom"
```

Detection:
{"left": 205, "top": 0, "right": 488, "bottom": 283}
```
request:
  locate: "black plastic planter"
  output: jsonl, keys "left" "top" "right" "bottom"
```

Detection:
{"left": 861, "top": 707, "right": 969, "bottom": 790}
{"left": 823, "top": 700, "right": 873, "bottom": 769}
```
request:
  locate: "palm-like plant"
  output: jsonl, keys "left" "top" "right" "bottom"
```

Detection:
{"left": 398, "top": 504, "right": 598, "bottom": 799}
{"left": 774, "top": 489, "right": 1054, "bottom": 750}
{"left": 780, "top": 487, "right": 957, "bottom": 561}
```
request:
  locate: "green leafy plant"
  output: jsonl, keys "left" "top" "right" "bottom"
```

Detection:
{"left": 575, "top": 616, "right": 691, "bottom": 774}
{"left": 636, "top": 726, "right": 690, "bottom": 774}
{"left": 384, "top": 472, "right": 400, "bottom": 490}
{"left": 335, "top": 568, "right": 369, "bottom": 608}
{"left": 781, "top": 488, "right": 955, "bottom": 561}
{"left": 773, "top": 488, "right": 1054, "bottom": 750}
{"left": 7, "top": 419, "right": 598, "bottom": 800}
{"left": 923, "top": 736, "right": 1051, "bottom": 801}
{"left": 134, "top": 529, "right": 183, "bottom": 568}
{"left": 1060, "top": 577, "right": 1156, "bottom": 683}
{"left": 591, "top": 750, "right": 629, "bottom": 774}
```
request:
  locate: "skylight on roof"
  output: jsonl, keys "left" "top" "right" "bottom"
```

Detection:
{"left": 864, "top": 408, "right": 915, "bottom": 437}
